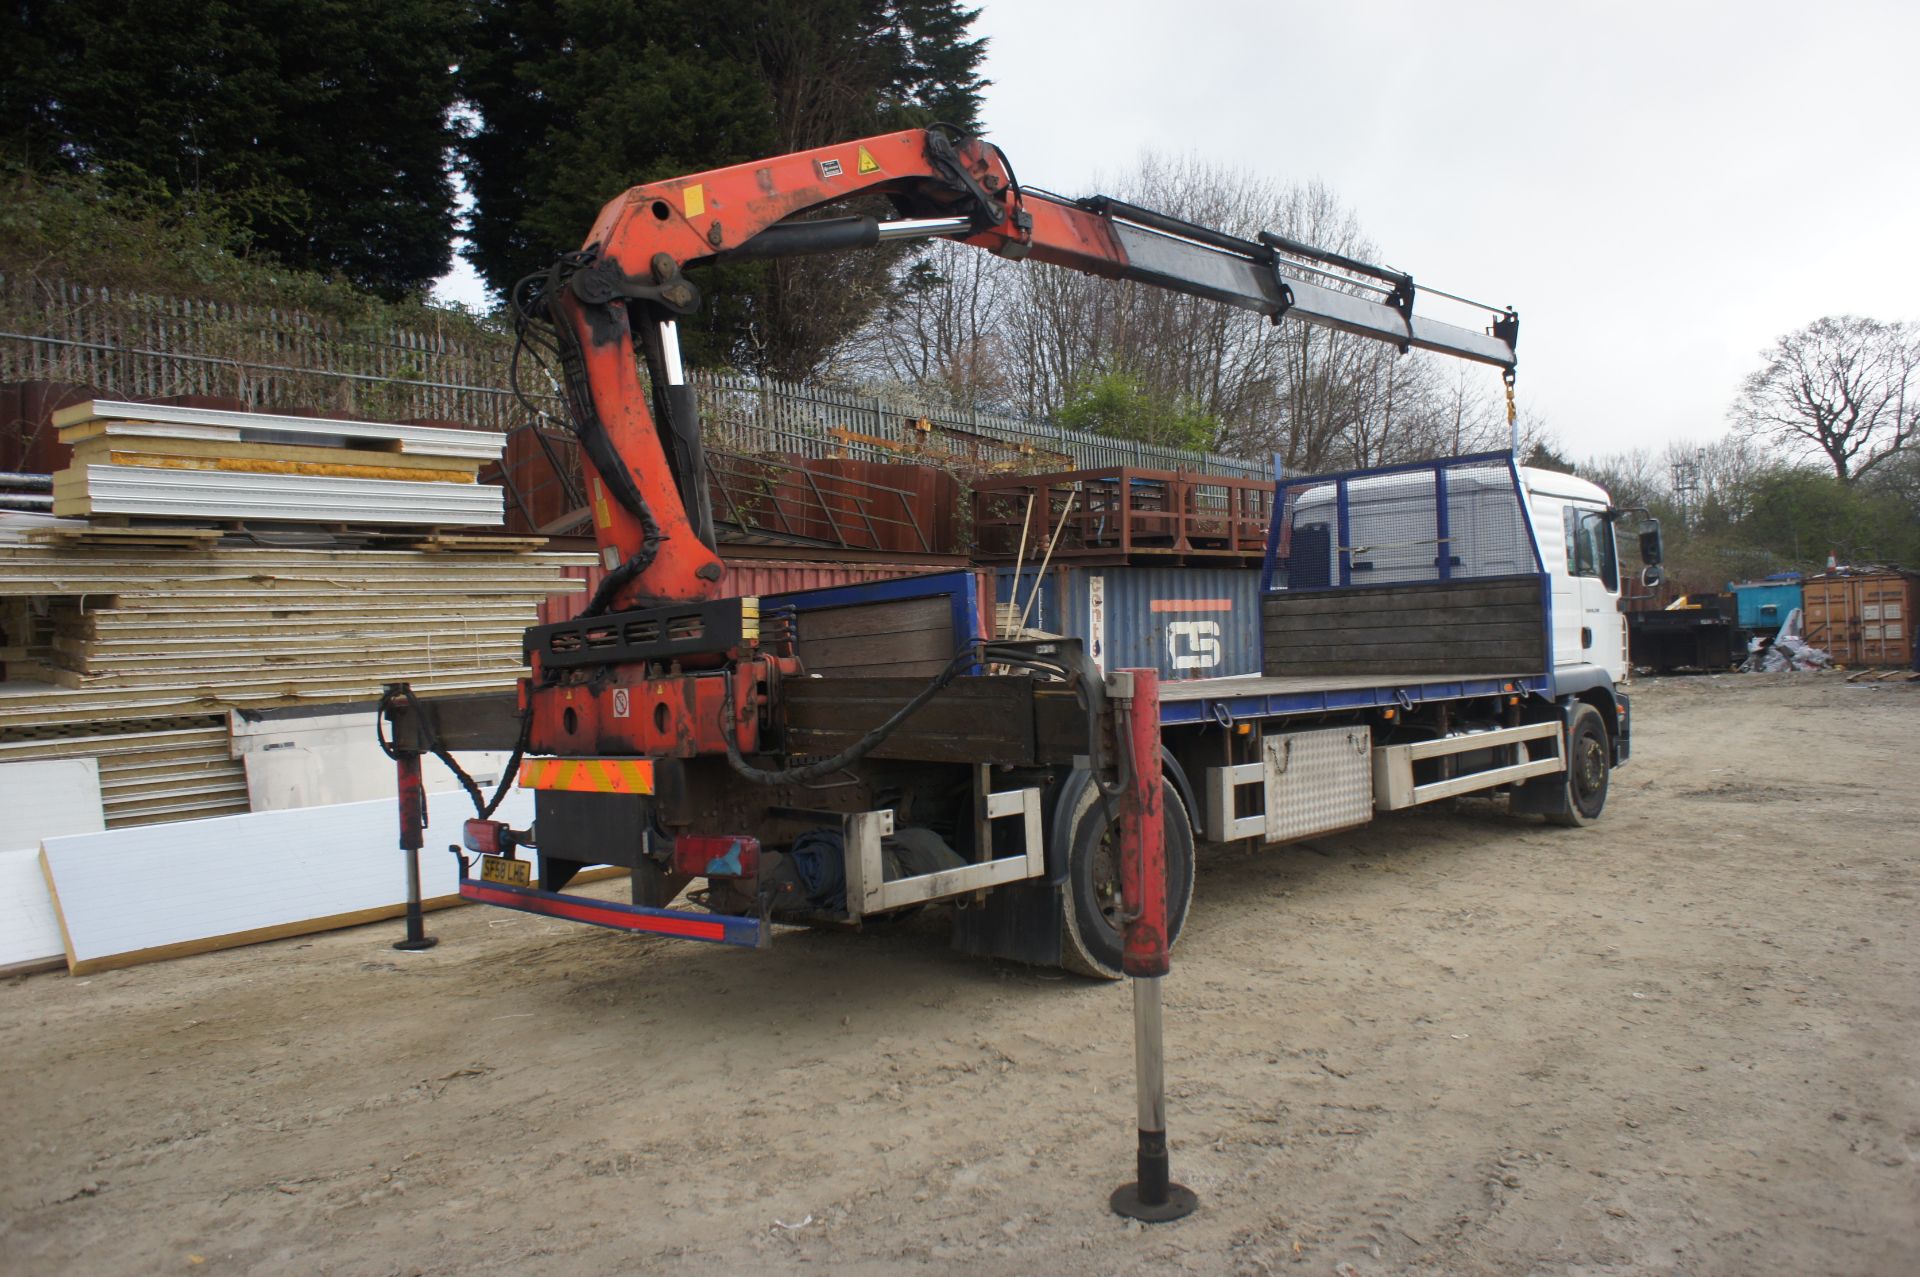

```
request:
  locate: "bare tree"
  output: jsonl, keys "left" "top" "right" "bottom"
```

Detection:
{"left": 850, "top": 240, "right": 1011, "bottom": 409}
{"left": 844, "top": 152, "right": 1522, "bottom": 471}
{"left": 1730, "top": 316, "right": 1918, "bottom": 482}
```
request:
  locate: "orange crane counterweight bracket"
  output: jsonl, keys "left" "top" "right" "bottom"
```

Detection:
{"left": 512, "top": 128, "right": 1517, "bottom": 617}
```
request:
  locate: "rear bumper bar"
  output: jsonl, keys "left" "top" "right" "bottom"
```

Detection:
{"left": 458, "top": 875, "right": 765, "bottom": 948}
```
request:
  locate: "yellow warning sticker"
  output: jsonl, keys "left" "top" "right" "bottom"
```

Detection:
{"left": 683, "top": 183, "right": 705, "bottom": 217}
{"left": 856, "top": 146, "right": 880, "bottom": 175}
{"left": 591, "top": 477, "right": 612, "bottom": 530}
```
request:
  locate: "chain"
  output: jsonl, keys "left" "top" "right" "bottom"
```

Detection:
{"left": 1503, "top": 370, "right": 1517, "bottom": 427}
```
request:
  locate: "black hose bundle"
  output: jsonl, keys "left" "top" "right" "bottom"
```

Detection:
{"left": 375, "top": 684, "right": 529, "bottom": 822}
{"left": 508, "top": 255, "right": 666, "bottom": 618}
{"left": 720, "top": 641, "right": 1133, "bottom": 798}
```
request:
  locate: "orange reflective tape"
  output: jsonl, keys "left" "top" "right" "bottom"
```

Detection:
{"left": 518, "top": 758, "right": 655, "bottom": 794}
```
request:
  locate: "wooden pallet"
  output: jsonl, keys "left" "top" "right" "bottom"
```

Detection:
{"left": 23, "top": 522, "right": 227, "bottom": 549}
{"left": 1844, "top": 667, "right": 1919, "bottom": 682}
{"left": 384, "top": 532, "right": 551, "bottom": 553}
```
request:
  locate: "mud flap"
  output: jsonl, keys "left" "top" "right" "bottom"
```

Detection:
{"left": 1510, "top": 701, "right": 1573, "bottom": 817}
{"left": 1507, "top": 771, "right": 1572, "bottom": 818}
{"left": 949, "top": 878, "right": 1064, "bottom": 967}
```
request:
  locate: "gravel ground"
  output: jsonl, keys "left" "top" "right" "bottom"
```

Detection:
{"left": 2, "top": 672, "right": 1915, "bottom": 1276}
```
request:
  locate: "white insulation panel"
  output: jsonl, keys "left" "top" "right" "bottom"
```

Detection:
{"left": 40, "top": 788, "right": 533, "bottom": 972}
{"left": 70, "top": 466, "right": 504, "bottom": 525}
{"left": 232, "top": 711, "right": 510, "bottom": 811}
{"left": 0, "top": 848, "right": 66, "bottom": 969}
{"left": 0, "top": 756, "right": 106, "bottom": 969}
{"left": 54, "top": 400, "right": 505, "bottom": 459}
{"left": 1, "top": 756, "right": 106, "bottom": 844}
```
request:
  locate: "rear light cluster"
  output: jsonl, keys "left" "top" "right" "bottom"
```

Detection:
{"left": 671, "top": 835, "right": 761, "bottom": 879}
{"left": 463, "top": 819, "right": 528, "bottom": 856}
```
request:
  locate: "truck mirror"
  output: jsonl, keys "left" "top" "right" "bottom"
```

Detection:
{"left": 1642, "top": 563, "right": 1665, "bottom": 589}
{"left": 1637, "top": 520, "right": 1663, "bottom": 565}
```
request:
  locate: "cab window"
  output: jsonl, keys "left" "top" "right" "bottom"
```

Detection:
{"left": 1563, "top": 506, "right": 1618, "bottom": 592}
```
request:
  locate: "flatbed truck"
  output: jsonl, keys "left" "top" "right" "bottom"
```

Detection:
{"left": 400, "top": 450, "right": 1659, "bottom": 978}
{"left": 379, "top": 125, "right": 1660, "bottom": 979}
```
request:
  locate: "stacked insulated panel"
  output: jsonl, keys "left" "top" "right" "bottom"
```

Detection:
{"left": 0, "top": 519, "right": 590, "bottom": 826}
{"left": 48, "top": 400, "right": 505, "bottom": 526}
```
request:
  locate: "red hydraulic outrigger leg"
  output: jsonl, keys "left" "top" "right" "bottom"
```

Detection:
{"left": 390, "top": 742, "right": 437, "bottom": 953}
{"left": 1109, "top": 669, "right": 1198, "bottom": 1222}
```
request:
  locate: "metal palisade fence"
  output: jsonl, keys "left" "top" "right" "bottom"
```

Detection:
{"left": 0, "top": 276, "right": 1265, "bottom": 479}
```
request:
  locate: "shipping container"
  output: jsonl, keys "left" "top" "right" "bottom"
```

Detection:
{"left": 1803, "top": 570, "right": 1920, "bottom": 666}
{"left": 537, "top": 556, "right": 963, "bottom": 627}
{"left": 1728, "top": 574, "right": 1802, "bottom": 633}
{"left": 995, "top": 564, "right": 1262, "bottom": 682}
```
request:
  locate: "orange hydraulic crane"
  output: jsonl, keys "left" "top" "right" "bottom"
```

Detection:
{"left": 508, "top": 127, "right": 1516, "bottom": 792}
{"left": 380, "top": 126, "right": 1521, "bottom": 975}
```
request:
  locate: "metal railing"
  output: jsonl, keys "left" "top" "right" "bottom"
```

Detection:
{"left": 972, "top": 467, "right": 1275, "bottom": 563}
{"left": 490, "top": 422, "right": 951, "bottom": 553}
{"left": 3, "top": 276, "right": 1267, "bottom": 481}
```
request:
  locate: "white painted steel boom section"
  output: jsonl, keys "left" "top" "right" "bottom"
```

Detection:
{"left": 1024, "top": 193, "right": 1518, "bottom": 370}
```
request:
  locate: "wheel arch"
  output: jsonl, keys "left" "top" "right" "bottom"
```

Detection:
{"left": 1045, "top": 744, "right": 1197, "bottom": 887}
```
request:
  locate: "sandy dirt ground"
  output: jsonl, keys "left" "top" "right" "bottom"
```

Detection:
{"left": 2, "top": 673, "right": 1916, "bottom": 1276}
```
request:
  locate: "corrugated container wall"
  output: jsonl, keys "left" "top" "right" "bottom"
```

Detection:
{"left": 538, "top": 557, "right": 963, "bottom": 626}
{"left": 996, "top": 565, "right": 1262, "bottom": 681}
{"left": 1803, "top": 571, "right": 1920, "bottom": 666}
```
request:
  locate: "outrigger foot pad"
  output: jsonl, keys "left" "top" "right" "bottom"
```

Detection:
{"left": 1109, "top": 1180, "right": 1199, "bottom": 1223}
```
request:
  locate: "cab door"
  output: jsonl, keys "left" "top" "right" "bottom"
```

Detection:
{"left": 1563, "top": 502, "right": 1624, "bottom": 679}
{"left": 1530, "top": 493, "right": 1584, "bottom": 667}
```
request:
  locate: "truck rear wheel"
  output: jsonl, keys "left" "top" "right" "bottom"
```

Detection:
{"left": 1547, "top": 702, "right": 1610, "bottom": 827}
{"left": 1059, "top": 778, "right": 1195, "bottom": 980}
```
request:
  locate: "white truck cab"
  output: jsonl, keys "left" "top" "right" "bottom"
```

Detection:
{"left": 1519, "top": 467, "right": 1627, "bottom": 684}
{"left": 1283, "top": 460, "right": 1649, "bottom": 690}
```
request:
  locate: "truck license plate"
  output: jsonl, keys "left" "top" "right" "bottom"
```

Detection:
{"left": 479, "top": 855, "right": 531, "bottom": 888}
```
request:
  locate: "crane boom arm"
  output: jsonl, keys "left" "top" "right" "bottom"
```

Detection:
{"left": 1015, "top": 192, "right": 1516, "bottom": 366}
{"left": 532, "top": 128, "right": 1517, "bottom": 611}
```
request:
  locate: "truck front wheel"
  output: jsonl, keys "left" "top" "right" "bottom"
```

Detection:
{"left": 1547, "top": 702, "right": 1610, "bottom": 827}
{"left": 1059, "top": 778, "right": 1196, "bottom": 979}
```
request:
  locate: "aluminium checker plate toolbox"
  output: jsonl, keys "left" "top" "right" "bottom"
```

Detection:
{"left": 1262, "top": 725, "right": 1374, "bottom": 844}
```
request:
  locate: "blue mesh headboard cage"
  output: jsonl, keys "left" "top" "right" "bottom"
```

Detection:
{"left": 1260, "top": 452, "right": 1545, "bottom": 593}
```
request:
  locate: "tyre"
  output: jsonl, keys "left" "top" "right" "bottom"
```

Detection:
{"left": 1059, "top": 775, "right": 1196, "bottom": 980}
{"left": 1547, "top": 702, "right": 1610, "bottom": 827}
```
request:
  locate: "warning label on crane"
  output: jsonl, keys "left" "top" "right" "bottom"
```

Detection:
{"left": 857, "top": 146, "right": 880, "bottom": 175}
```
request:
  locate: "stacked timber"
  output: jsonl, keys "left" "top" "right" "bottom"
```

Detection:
{"left": 0, "top": 519, "right": 588, "bottom": 826}
{"left": 49, "top": 400, "right": 504, "bottom": 526}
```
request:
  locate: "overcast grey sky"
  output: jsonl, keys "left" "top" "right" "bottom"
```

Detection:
{"left": 433, "top": 2, "right": 1918, "bottom": 462}
{"left": 965, "top": 0, "right": 1920, "bottom": 460}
